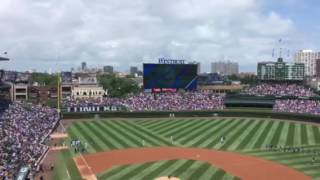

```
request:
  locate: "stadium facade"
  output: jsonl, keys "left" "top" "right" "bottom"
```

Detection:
{"left": 62, "top": 72, "right": 105, "bottom": 99}
{"left": 257, "top": 57, "right": 305, "bottom": 81}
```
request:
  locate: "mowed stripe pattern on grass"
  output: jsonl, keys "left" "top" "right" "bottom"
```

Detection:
{"left": 97, "top": 160, "right": 238, "bottom": 180}
{"left": 62, "top": 118, "right": 320, "bottom": 179}
{"left": 137, "top": 118, "right": 320, "bottom": 179}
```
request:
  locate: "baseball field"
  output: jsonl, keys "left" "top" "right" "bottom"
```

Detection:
{"left": 52, "top": 117, "right": 320, "bottom": 180}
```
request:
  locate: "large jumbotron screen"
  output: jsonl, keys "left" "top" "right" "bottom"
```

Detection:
{"left": 143, "top": 63, "right": 198, "bottom": 90}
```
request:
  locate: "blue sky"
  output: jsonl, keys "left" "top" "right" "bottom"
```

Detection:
{"left": 262, "top": 0, "right": 320, "bottom": 47}
{"left": 0, "top": 0, "right": 319, "bottom": 73}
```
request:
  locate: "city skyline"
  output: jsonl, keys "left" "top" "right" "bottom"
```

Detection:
{"left": 1, "top": 0, "right": 320, "bottom": 72}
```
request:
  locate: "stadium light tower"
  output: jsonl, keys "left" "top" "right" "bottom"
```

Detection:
{"left": 272, "top": 38, "right": 290, "bottom": 61}
{"left": 0, "top": 56, "right": 9, "bottom": 61}
{"left": 0, "top": 52, "right": 9, "bottom": 61}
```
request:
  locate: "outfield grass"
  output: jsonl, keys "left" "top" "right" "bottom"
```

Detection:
{"left": 54, "top": 117, "right": 320, "bottom": 180}
{"left": 52, "top": 150, "right": 82, "bottom": 180}
{"left": 97, "top": 160, "right": 239, "bottom": 180}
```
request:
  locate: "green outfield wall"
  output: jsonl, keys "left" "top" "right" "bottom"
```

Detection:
{"left": 62, "top": 109, "right": 320, "bottom": 124}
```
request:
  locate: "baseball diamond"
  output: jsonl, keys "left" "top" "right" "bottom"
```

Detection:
{"left": 3, "top": 1, "right": 320, "bottom": 179}
{"left": 51, "top": 117, "right": 320, "bottom": 180}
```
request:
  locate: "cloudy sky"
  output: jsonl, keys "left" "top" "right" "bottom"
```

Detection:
{"left": 0, "top": 0, "right": 319, "bottom": 73}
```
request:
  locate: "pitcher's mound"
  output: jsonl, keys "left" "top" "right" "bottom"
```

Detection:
{"left": 154, "top": 176, "right": 180, "bottom": 180}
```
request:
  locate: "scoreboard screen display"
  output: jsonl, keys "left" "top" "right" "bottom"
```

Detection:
{"left": 143, "top": 63, "right": 198, "bottom": 90}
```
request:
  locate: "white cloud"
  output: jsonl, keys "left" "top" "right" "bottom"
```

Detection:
{"left": 0, "top": 0, "right": 303, "bottom": 72}
{"left": 243, "top": 12, "right": 293, "bottom": 35}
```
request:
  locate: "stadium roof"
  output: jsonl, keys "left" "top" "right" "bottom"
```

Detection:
{"left": 0, "top": 56, "right": 9, "bottom": 61}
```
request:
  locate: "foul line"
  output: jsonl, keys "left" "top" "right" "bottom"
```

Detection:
{"left": 78, "top": 152, "right": 97, "bottom": 180}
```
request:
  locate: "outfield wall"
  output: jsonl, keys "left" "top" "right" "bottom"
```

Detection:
{"left": 62, "top": 109, "right": 320, "bottom": 124}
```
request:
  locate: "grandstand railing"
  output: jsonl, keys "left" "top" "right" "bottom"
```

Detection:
{"left": 35, "top": 117, "right": 61, "bottom": 174}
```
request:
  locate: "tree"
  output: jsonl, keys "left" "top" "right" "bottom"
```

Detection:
{"left": 226, "top": 74, "right": 257, "bottom": 85}
{"left": 97, "top": 74, "right": 140, "bottom": 97}
{"left": 227, "top": 74, "right": 240, "bottom": 81}
{"left": 240, "top": 75, "right": 258, "bottom": 85}
{"left": 31, "top": 73, "right": 58, "bottom": 86}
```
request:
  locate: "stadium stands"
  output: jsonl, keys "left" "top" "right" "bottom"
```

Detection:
{"left": 242, "top": 83, "right": 316, "bottom": 97}
{"left": 273, "top": 99, "right": 320, "bottom": 116}
{"left": 63, "top": 92, "right": 225, "bottom": 111}
{"left": 0, "top": 103, "right": 59, "bottom": 179}
{"left": 0, "top": 100, "right": 9, "bottom": 112}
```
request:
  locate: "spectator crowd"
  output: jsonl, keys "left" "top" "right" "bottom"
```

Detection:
{"left": 63, "top": 92, "right": 225, "bottom": 111}
{"left": 242, "top": 83, "right": 316, "bottom": 97}
{"left": 1, "top": 90, "right": 320, "bottom": 178}
{"left": 273, "top": 99, "right": 320, "bottom": 116}
{"left": 0, "top": 103, "right": 59, "bottom": 179}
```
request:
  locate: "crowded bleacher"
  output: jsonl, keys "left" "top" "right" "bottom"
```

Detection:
{"left": 242, "top": 83, "right": 316, "bottom": 97}
{"left": 63, "top": 92, "right": 225, "bottom": 111}
{"left": 1, "top": 79, "right": 320, "bottom": 179}
{"left": 0, "top": 103, "right": 59, "bottom": 179}
{"left": 273, "top": 99, "right": 320, "bottom": 116}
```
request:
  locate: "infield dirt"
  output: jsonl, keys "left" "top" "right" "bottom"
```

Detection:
{"left": 74, "top": 147, "right": 311, "bottom": 180}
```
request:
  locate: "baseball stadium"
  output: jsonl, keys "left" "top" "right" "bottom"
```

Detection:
{"left": 1, "top": 62, "right": 320, "bottom": 180}
{"left": 3, "top": 0, "right": 320, "bottom": 179}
